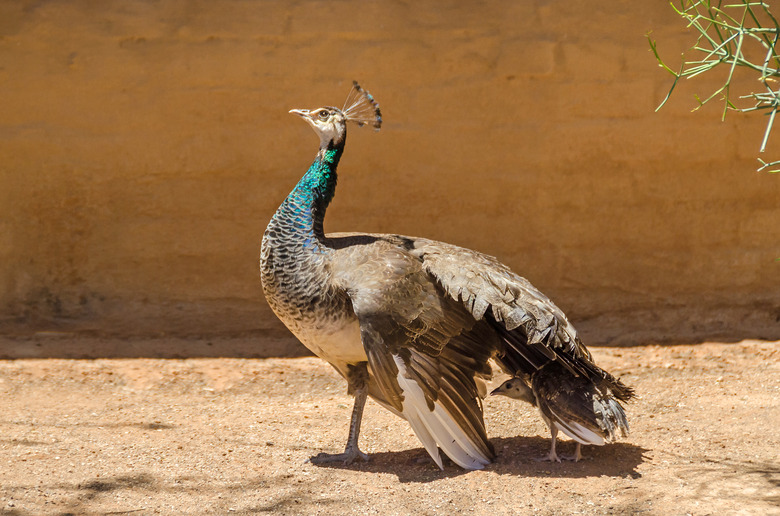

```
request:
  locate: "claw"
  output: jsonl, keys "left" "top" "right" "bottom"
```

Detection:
{"left": 534, "top": 451, "right": 562, "bottom": 463}
{"left": 535, "top": 443, "right": 583, "bottom": 463}
{"left": 309, "top": 445, "right": 370, "bottom": 465}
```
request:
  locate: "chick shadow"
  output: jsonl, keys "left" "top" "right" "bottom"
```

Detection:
{"left": 308, "top": 435, "right": 649, "bottom": 483}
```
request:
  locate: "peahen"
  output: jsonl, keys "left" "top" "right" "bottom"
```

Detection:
{"left": 490, "top": 361, "right": 631, "bottom": 462}
{"left": 260, "top": 82, "right": 633, "bottom": 470}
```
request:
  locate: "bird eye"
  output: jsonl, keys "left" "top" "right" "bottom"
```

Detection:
{"left": 318, "top": 110, "right": 329, "bottom": 120}
{"left": 505, "top": 382, "right": 513, "bottom": 389}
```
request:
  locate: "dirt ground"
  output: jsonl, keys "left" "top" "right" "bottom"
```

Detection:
{"left": 0, "top": 338, "right": 778, "bottom": 515}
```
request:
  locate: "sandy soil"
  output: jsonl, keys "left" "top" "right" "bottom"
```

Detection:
{"left": 1, "top": 339, "right": 778, "bottom": 515}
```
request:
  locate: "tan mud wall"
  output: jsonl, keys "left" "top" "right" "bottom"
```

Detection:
{"left": 1, "top": 2, "right": 778, "bottom": 349}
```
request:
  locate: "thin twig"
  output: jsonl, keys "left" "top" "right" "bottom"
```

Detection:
{"left": 650, "top": 0, "right": 780, "bottom": 170}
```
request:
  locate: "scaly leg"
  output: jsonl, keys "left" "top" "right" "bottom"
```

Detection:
{"left": 561, "top": 443, "right": 583, "bottom": 462}
{"left": 535, "top": 425, "right": 562, "bottom": 463}
{"left": 309, "top": 363, "right": 370, "bottom": 465}
{"left": 561, "top": 442, "right": 583, "bottom": 462}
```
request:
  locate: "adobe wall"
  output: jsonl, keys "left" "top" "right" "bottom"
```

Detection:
{"left": 1, "top": 1, "right": 778, "bottom": 353}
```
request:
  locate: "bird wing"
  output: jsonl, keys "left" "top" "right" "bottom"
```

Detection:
{"left": 327, "top": 233, "right": 632, "bottom": 395}
{"left": 329, "top": 235, "right": 495, "bottom": 470}
{"left": 409, "top": 238, "right": 592, "bottom": 366}
{"left": 411, "top": 237, "right": 635, "bottom": 401}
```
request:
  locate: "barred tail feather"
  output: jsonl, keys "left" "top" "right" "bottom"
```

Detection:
{"left": 595, "top": 397, "right": 630, "bottom": 440}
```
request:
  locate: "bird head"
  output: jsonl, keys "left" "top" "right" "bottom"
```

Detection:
{"left": 289, "top": 81, "right": 382, "bottom": 149}
{"left": 490, "top": 377, "right": 536, "bottom": 406}
{"left": 289, "top": 107, "right": 347, "bottom": 148}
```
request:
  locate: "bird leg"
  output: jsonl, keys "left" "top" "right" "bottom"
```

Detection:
{"left": 535, "top": 426, "right": 583, "bottom": 462}
{"left": 309, "top": 363, "right": 370, "bottom": 465}
{"left": 535, "top": 425, "right": 562, "bottom": 463}
{"left": 560, "top": 443, "right": 583, "bottom": 462}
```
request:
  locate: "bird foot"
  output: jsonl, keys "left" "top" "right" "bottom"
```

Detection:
{"left": 561, "top": 444, "right": 584, "bottom": 462}
{"left": 308, "top": 446, "right": 370, "bottom": 466}
{"left": 534, "top": 452, "right": 562, "bottom": 463}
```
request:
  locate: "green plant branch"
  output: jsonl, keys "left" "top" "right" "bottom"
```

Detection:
{"left": 650, "top": 0, "right": 780, "bottom": 171}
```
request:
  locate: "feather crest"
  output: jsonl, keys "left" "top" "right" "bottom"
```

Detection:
{"left": 343, "top": 81, "right": 382, "bottom": 130}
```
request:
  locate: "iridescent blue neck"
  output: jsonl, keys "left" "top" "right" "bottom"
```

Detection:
{"left": 272, "top": 141, "right": 344, "bottom": 243}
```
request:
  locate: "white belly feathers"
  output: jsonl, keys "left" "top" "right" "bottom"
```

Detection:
{"left": 294, "top": 318, "right": 366, "bottom": 368}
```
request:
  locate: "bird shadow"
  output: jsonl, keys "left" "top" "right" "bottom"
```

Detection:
{"left": 308, "top": 435, "right": 649, "bottom": 483}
